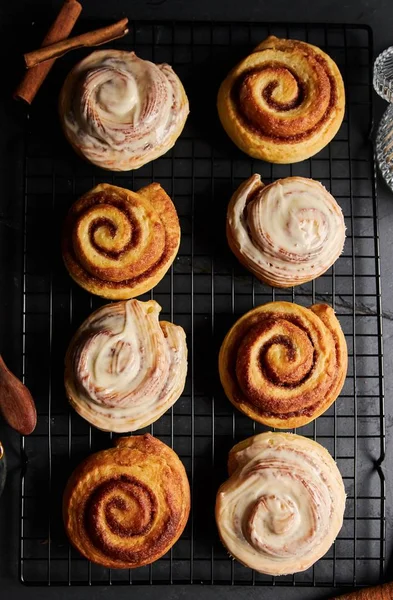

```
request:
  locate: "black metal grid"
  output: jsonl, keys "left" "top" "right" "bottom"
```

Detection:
{"left": 19, "top": 21, "right": 385, "bottom": 588}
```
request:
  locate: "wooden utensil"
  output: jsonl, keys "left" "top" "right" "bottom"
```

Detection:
{"left": 333, "top": 582, "right": 393, "bottom": 599}
{"left": 14, "top": 0, "right": 82, "bottom": 104}
{"left": 0, "top": 355, "right": 37, "bottom": 435}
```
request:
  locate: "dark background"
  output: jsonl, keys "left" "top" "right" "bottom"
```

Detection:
{"left": 1, "top": 1, "right": 393, "bottom": 599}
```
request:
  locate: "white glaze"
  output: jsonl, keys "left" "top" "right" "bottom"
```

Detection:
{"left": 216, "top": 432, "right": 346, "bottom": 576}
{"left": 68, "top": 300, "right": 187, "bottom": 432}
{"left": 228, "top": 175, "right": 346, "bottom": 286}
{"left": 61, "top": 51, "right": 189, "bottom": 170}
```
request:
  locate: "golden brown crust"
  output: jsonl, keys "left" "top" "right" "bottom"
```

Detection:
{"left": 63, "top": 434, "right": 190, "bottom": 569}
{"left": 218, "top": 301, "right": 347, "bottom": 429}
{"left": 62, "top": 183, "right": 180, "bottom": 300}
{"left": 217, "top": 36, "right": 345, "bottom": 163}
{"left": 310, "top": 303, "right": 348, "bottom": 409}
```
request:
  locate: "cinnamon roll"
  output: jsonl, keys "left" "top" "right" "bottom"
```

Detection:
{"left": 59, "top": 50, "right": 189, "bottom": 170}
{"left": 216, "top": 432, "right": 345, "bottom": 576}
{"left": 217, "top": 36, "right": 345, "bottom": 163}
{"left": 227, "top": 175, "right": 346, "bottom": 288}
{"left": 65, "top": 300, "right": 187, "bottom": 433}
{"left": 62, "top": 182, "right": 180, "bottom": 300}
{"left": 64, "top": 434, "right": 190, "bottom": 569}
{"left": 219, "top": 301, "right": 347, "bottom": 429}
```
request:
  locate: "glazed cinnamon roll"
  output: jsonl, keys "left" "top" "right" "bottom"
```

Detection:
{"left": 216, "top": 432, "right": 345, "bottom": 576}
{"left": 219, "top": 301, "right": 347, "bottom": 429}
{"left": 64, "top": 434, "right": 190, "bottom": 569}
{"left": 62, "top": 183, "right": 180, "bottom": 300}
{"left": 227, "top": 175, "right": 346, "bottom": 287}
{"left": 217, "top": 36, "right": 345, "bottom": 163}
{"left": 59, "top": 50, "right": 189, "bottom": 170}
{"left": 65, "top": 300, "right": 187, "bottom": 433}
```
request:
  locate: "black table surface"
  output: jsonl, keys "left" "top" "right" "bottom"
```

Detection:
{"left": 1, "top": 1, "right": 393, "bottom": 599}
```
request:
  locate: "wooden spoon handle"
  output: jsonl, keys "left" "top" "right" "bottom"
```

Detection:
{"left": 0, "top": 355, "right": 37, "bottom": 435}
{"left": 333, "top": 583, "right": 393, "bottom": 599}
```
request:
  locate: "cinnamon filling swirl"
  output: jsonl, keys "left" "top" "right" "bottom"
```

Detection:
{"left": 86, "top": 476, "right": 157, "bottom": 541}
{"left": 219, "top": 301, "right": 347, "bottom": 428}
{"left": 217, "top": 36, "right": 345, "bottom": 163}
{"left": 232, "top": 53, "right": 337, "bottom": 143}
{"left": 64, "top": 435, "right": 190, "bottom": 569}
{"left": 62, "top": 182, "right": 180, "bottom": 299}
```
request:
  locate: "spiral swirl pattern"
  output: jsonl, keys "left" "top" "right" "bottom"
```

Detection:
{"left": 219, "top": 301, "right": 347, "bottom": 429}
{"left": 216, "top": 432, "right": 345, "bottom": 575}
{"left": 64, "top": 435, "right": 190, "bottom": 569}
{"left": 59, "top": 50, "right": 189, "bottom": 171}
{"left": 62, "top": 182, "right": 180, "bottom": 299}
{"left": 65, "top": 299, "right": 187, "bottom": 433}
{"left": 227, "top": 175, "right": 346, "bottom": 287}
{"left": 217, "top": 36, "right": 345, "bottom": 163}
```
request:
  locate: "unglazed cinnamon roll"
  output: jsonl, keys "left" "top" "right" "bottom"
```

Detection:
{"left": 227, "top": 175, "right": 346, "bottom": 287}
{"left": 64, "top": 434, "right": 190, "bottom": 568}
{"left": 65, "top": 300, "right": 187, "bottom": 432}
{"left": 219, "top": 301, "right": 347, "bottom": 429}
{"left": 59, "top": 50, "right": 189, "bottom": 170}
{"left": 217, "top": 36, "right": 345, "bottom": 163}
{"left": 216, "top": 432, "right": 345, "bottom": 575}
{"left": 62, "top": 183, "right": 180, "bottom": 300}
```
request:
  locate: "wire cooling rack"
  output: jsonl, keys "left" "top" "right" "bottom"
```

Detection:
{"left": 19, "top": 21, "right": 385, "bottom": 588}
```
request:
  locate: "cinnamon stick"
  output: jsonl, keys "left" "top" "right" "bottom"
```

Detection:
{"left": 24, "top": 18, "right": 129, "bottom": 69}
{"left": 14, "top": 0, "right": 82, "bottom": 104}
